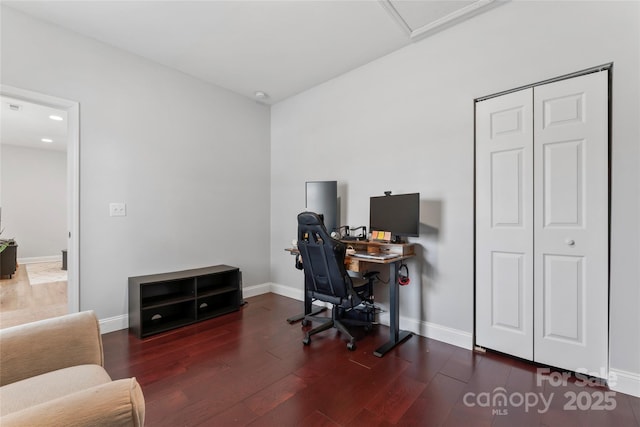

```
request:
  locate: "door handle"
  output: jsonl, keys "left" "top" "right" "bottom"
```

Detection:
{"left": 565, "top": 238, "right": 575, "bottom": 246}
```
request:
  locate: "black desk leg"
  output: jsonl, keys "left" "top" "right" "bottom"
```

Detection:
{"left": 286, "top": 288, "right": 327, "bottom": 324}
{"left": 374, "top": 261, "right": 413, "bottom": 357}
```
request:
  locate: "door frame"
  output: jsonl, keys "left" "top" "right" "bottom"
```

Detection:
{"left": 473, "top": 62, "right": 613, "bottom": 365}
{"left": 1, "top": 84, "right": 80, "bottom": 313}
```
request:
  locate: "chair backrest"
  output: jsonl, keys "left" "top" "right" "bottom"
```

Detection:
{"left": 297, "top": 212, "right": 358, "bottom": 306}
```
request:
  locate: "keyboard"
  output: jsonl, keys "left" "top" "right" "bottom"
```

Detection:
{"left": 351, "top": 252, "right": 399, "bottom": 260}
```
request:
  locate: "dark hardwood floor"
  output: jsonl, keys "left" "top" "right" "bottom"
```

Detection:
{"left": 103, "top": 293, "right": 640, "bottom": 426}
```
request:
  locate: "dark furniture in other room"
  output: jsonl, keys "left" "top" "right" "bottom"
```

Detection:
{"left": 61, "top": 249, "right": 67, "bottom": 271}
{"left": 0, "top": 244, "right": 17, "bottom": 279}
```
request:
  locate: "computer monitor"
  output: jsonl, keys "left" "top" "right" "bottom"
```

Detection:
{"left": 305, "top": 181, "right": 337, "bottom": 233}
{"left": 369, "top": 193, "right": 420, "bottom": 242}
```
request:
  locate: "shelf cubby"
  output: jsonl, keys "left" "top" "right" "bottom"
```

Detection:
{"left": 129, "top": 265, "right": 241, "bottom": 338}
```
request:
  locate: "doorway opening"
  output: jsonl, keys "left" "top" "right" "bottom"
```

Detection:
{"left": 0, "top": 85, "right": 79, "bottom": 325}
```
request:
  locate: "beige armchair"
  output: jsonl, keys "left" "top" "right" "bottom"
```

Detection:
{"left": 0, "top": 311, "right": 145, "bottom": 426}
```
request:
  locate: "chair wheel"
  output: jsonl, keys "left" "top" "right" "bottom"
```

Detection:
{"left": 301, "top": 319, "right": 310, "bottom": 327}
{"left": 347, "top": 341, "right": 356, "bottom": 351}
{"left": 302, "top": 336, "right": 311, "bottom": 345}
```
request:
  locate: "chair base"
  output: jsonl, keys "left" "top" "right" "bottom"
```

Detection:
{"left": 302, "top": 305, "right": 374, "bottom": 351}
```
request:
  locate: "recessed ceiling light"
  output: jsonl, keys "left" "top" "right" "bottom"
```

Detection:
{"left": 41, "top": 138, "right": 53, "bottom": 143}
{"left": 49, "top": 115, "right": 63, "bottom": 121}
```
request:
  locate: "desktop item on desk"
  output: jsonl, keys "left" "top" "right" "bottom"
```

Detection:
{"left": 331, "top": 225, "right": 367, "bottom": 241}
{"left": 331, "top": 225, "right": 351, "bottom": 240}
{"left": 347, "top": 225, "right": 367, "bottom": 240}
{"left": 370, "top": 230, "right": 392, "bottom": 242}
{"left": 341, "top": 235, "right": 360, "bottom": 241}
{"left": 351, "top": 251, "right": 398, "bottom": 261}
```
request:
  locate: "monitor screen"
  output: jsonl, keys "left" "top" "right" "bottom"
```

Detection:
{"left": 369, "top": 193, "right": 420, "bottom": 239}
{"left": 305, "top": 181, "right": 337, "bottom": 233}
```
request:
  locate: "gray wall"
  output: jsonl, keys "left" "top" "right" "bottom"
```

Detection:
{"left": 0, "top": 144, "right": 67, "bottom": 259}
{"left": 270, "top": 1, "right": 639, "bottom": 383}
{"left": 1, "top": 6, "right": 271, "bottom": 320}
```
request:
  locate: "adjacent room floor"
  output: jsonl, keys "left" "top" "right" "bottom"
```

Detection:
{"left": 103, "top": 293, "right": 640, "bottom": 426}
{"left": 0, "top": 262, "right": 67, "bottom": 329}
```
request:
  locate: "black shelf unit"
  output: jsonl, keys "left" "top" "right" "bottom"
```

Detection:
{"left": 129, "top": 265, "right": 241, "bottom": 338}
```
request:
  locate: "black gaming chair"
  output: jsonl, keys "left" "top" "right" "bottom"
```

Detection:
{"left": 297, "top": 211, "right": 374, "bottom": 351}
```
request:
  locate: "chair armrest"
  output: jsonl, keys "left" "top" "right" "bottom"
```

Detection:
{"left": 0, "top": 378, "right": 145, "bottom": 427}
{"left": 0, "top": 311, "right": 104, "bottom": 386}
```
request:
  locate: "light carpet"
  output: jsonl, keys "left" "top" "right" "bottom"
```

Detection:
{"left": 25, "top": 261, "right": 67, "bottom": 285}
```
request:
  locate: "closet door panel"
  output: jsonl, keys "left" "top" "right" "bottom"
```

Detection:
{"left": 542, "top": 254, "right": 584, "bottom": 342}
{"left": 533, "top": 71, "right": 608, "bottom": 377}
{"left": 475, "top": 88, "right": 534, "bottom": 360}
{"left": 542, "top": 139, "right": 584, "bottom": 226}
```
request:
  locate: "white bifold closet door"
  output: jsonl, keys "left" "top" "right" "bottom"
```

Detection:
{"left": 476, "top": 71, "right": 608, "bottom": 377}
{"left": 476, "top": 88, "right": 534, "bottom": 360}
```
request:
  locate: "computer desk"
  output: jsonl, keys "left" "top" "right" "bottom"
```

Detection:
{"left": 286, "top": 240, "right": 415, "bottom": 357}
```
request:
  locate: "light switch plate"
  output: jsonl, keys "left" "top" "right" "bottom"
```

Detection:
{"left": 109, "top": 202, "right": 126, "bottom": 217}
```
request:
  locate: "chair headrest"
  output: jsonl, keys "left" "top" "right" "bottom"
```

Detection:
{"left": 298, "top": 211, "right": 324, "bottom": 227}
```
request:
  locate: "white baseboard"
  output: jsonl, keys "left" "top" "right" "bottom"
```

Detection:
{"left": 609, "top": 368, "right": 640, "bottom": 398}
{"left": 398, "top": 315, "right": 473, "bottom": 350}
{"left": 242, "top": 283, "right": 275, "bottom": 299}
{"left": 18, "top": 255, "right": 62, "bottom": 264}
{"left": 99, "top": 314, "right": 128, "bottom": 334}
{"left": 267, "top": 282, "right": 304, "bottom": 301}
{"left": 267, "top": 282, "right": 472, "bottom": 350}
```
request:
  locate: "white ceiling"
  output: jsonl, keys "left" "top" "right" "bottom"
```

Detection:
{"left": 4, "top": 0, "right": 503, "bottom": 104}
{"left": 1, "top": 97, "right": 68, "bottom": 152}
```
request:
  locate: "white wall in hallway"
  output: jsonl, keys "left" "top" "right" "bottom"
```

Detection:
{"left": 1, "top": 144, "right": 67, "bottom": 259}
